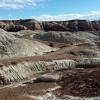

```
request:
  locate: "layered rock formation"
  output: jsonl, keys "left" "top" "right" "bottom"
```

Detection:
{"left": 0, "top": 60, "right": 76, "bottom": 84}
{"left": 0, "top": 19, "right": 100, "bottom": 32}
{"left": 0, "top": 19, "right": 43, "bottom": 32}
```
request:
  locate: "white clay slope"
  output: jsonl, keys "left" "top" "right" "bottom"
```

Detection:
{"left": 0, "top": 29, "right": 58, "bottom": 58}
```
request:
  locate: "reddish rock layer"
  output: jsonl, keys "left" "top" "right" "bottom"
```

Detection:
{"left": 0, "top": 19, "right": 100, "bottom": 32}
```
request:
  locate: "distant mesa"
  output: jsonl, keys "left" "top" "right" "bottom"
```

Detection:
{"left": 0, "top": 19, "right": 100, "bottom": 32}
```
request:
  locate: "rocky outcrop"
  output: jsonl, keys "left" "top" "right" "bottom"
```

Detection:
{"left": 0, "top": 19, "right": 100, "bottom": 32}
{"left": 0, "top": 60, "right": 76, "bottom": 84}
{"left": 76, "top": 58, "right": 100, "bottom": 68}
{"left": 36, "top": 74, "right": 62, "bottom": 82}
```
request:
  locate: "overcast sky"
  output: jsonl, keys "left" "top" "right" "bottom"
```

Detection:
{"left": 0, "top": 0, "right": 100, "bottom": 21}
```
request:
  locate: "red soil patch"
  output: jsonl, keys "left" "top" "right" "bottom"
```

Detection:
{"left": 54, "top": 68, "right": 100, "bottom": 97}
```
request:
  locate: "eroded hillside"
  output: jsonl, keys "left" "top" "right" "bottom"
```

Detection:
{"left": 0, "top": 19, "right": 100, "bottom": 100}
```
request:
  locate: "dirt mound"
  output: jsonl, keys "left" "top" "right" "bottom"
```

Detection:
{"left": 33, "top": 31, "right": 99, "bottom": 45}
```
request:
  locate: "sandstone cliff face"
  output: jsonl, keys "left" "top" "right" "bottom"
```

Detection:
{"left": 0, "top": 19, "right": 100, "bottom": 32}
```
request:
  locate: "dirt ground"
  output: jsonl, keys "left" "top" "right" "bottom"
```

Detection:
{"left": 54, "top": 68, "right": 100, "bottom": 97}
{"left": 0, "top": 68, "right": 100, "bottom": 100}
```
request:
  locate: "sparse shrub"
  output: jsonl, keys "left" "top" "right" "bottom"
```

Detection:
{"left": 0, "top": 63, "right": 4, "bottom": 67}
{"left": 68, "top": 51, "right": 79, "bottom": 56}
{"left": 79, "top": 50, "right": 97, "bottom": 57}
{"left": 51, "top": 51, "right": 54, "bottom": 53}
{"left": 61, "top": 45, "right": 66, "bottom": 48}
{"left": 11, "top": 61, "right": 17, "bottom": 65}
{"left": 48, "top": 43, "right": 54, "bottom": 47}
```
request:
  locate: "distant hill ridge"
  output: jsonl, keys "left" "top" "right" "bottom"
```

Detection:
{"left": 0, "top": 19, "right": 100, "bottom": 32}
